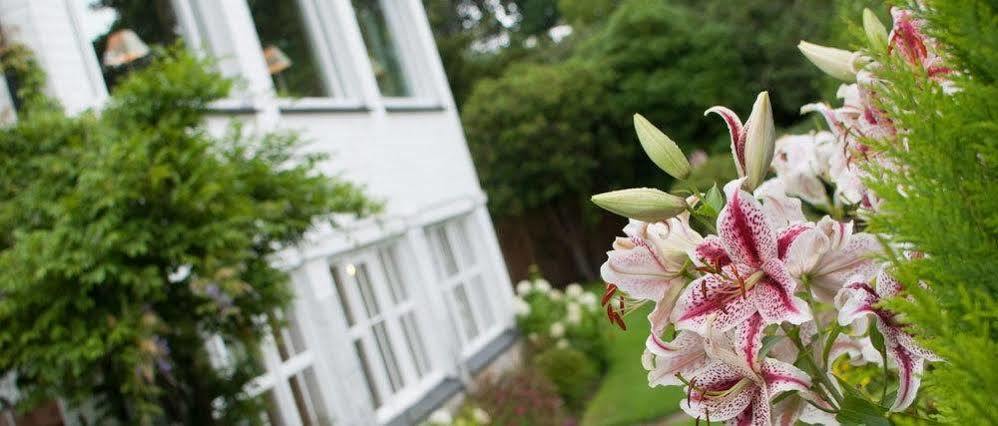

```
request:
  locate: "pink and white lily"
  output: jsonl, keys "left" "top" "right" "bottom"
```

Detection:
{"left": 781, "top": 216, "right": 882, "bottom": 302}
{"left": 836, "top": 269, "right": 941, "bottom": 412}
{"left": 644, "top": 330, "right": 708, "bottom": 388}
{"left": 680, "top": 314, "right": 814, "bottom": 425}
{"left": 671, "top": 180, "right": 812, "bottom": 334}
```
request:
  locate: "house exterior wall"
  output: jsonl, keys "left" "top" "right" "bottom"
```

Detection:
{"left": 0, "top": 1, "right": 517, "bottom": 425}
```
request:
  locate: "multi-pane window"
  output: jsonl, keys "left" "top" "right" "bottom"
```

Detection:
{"left": 75, "top": 0, "right": 183, "bottom": 89}
{"left": 330, "top": 242, "right": 433, "bottom": 412}
{"left": 351, "top": 0, "right": 413, "bottom": 97}
{"left": 247, "top": 0, "right": 338, "bottom": 98}
{"left": 425, "top": 217, "right": 498, "bottom": 350}
{"left": 208, "top": 310, "right": 330, "bottom": 426}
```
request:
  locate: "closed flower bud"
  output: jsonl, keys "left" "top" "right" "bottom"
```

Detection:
{"left": 863, "top": 8, "right": 889, "bottom": 53}
{"left": 633, "top": 114, "right": 691, "bottom": 180}
{"left": 742, "top": 92, "right": 776, "bottom": 191}
{"left": 798, "top": 40, "right": 857, "bottom": 82}
{"left": 591, "top": 188, "right": 687, "bottom": 222}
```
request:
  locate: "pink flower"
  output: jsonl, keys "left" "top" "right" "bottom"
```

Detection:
{"left": 780, "top": 216, "right": 882, "bottom": 302}
{"left": 836, "top": 269, "right": 941, "bottom": 411}
{"left": 680, "top": 314, "right": 813, "bottom": 425}
{"left": 643, "top": 330, "right": 708, "bottom": 388}
{"left": 671, "top": 180, "right": 812, "bottom": 334}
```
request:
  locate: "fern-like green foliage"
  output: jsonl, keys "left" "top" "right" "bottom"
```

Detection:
{"left": 863, "top": 1, "right": 998, "bottom": 423}
{"left": 0, "top": 48, "right": 377, "bottom": 423}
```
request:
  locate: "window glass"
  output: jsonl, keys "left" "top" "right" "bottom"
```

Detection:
{"left": 400, "top": 312, "right": 430, "bottom": 377}
{"left": 453, "top": 284, "right": 479, "bottom": 341}
{"left": 247, "top": 0, "right": 331, "bottom": 97}
{"left": 288, "top": 367, "right": 328, "bottom": 426}
{"left": 431, "top": 227, "right": 459, "bottom": 278}
{"left": 379, "top": 246, "right": 408, "bottom": 303}
{"left": 372, "top": 322, "right": 404, "bottom": 392}
{"left": 354, "top": 339, "right": 382, "bottom": 407}
{"left": 77, "top": 0, "right": 182, "bottom": 90}
{"left": 352, "top": 0, "right": 411, "bottom": 97}
{"left": 354, "top": 263, "right": 381, "bottom": 318}
{"left": 330, "top": 266, "right": 356, "bottom": 326}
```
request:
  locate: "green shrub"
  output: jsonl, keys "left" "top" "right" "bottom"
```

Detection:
{"left": 862, "top": 1, "right": 998, "bottom": 422}
{"left": 0, "top": 48, "right": 376, "bottom": 423}
{"left": 534, "top": 347, "right": 600, "bottom": 409}
{"left": 469, "top": 367, "right": 569, "bottom": 426}
{"left": 514, "top": 279, "right": 607, "bottom": 368}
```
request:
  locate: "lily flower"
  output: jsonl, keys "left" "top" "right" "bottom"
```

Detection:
{"left": 705, "top": 92, "right": 776, "bottom": 191}
{"left": 835, "top": 269, "right": 941, "bottom": 412}
{"left": 680, "top": 314, "right": 813, "bottom": 425}
{"left": 643, "top": 330, "right": 708, "bottom": 387}
{"left": 781, "top": 216, "right": 882, "bottom": 302}
{"left": 671, "top": 179, "right": 812, "bottom": 334}
{"left": 601, "top": 214, "right": 703, "bottom": 329}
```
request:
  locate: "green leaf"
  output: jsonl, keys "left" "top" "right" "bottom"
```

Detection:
{"left": 758, "top": 335, "right": 783, "bottom": 359}
{"left": 836, "top": 393, "right": 891, "bottom": 426}
{"left": 704, "top": 183, "right": 724, "bottom": 214}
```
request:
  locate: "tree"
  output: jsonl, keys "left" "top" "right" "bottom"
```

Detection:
{"left": 463, "top": 60, "right": 621, "bottom": 279}
{"left": 0, "top": 48, "right": 377, "bottom": 424}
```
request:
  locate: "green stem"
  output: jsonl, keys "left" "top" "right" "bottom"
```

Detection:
{"left": 782, "top": 324, "right": 843, "bottom": 406}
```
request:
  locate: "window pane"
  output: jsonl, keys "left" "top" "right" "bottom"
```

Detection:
{"left": 77, "top": 0, "right": 182, "bottom": 89}
{"left": 288, "top": 367, "right": 330, "bottom": 426}
{"left": 430, "top": 227, "right": 459, "bottom": 278}
{"left": 452, "top": 220, "right": 478, "bottom": 268}
{"left": 355, "top": 263, "right": 381, "bottom": 318}
{"left": 261, "top": 389, "right": 284, "bottom": 426}
{"left": 269, "top": 311, "right": 306, "bottom": 362}
{"left": 248, "top": 0, "right": 331, "bottom": 97}
{"left": 400, "top": 311, "right": 430, "bottom": 377}
{"left": 379, "top": 245, "right": 407, "bottom": 303}
{"left": 352, "top": 0, "right": 411, "bottom": 97}
{"left": 354, "top": 339, "right": 382, "bottom": 408}
{"left": 470, "top": 275, "right": 495, "bottom": 326}
{"left": 330, "top": 266, "right": 356, "bottom": 326}
{"left": 373, "top": 321, "right": 404, "bottom": 392}
{"left": 453, "top": 284, "right": 479, "bottom": 341}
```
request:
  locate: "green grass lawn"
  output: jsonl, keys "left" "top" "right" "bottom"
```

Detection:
{"left": 580, "top": 303, "right": 686, "bottom": 426}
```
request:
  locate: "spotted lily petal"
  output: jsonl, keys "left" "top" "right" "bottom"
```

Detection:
{"left": 672, "top": 271, "right": 759, "bottom": 334}
{"left": 718, "top": 179, "right": 778, "bottom": 268}
{"left": 753, "top": 260, "right": 812, "bottom": 326}
{"left": 705, "top": 106, "right": 746, "bottom": 177}
{"left": 645, "top": 330, "right": 708, "bottom": 387}
{"left": 679, "top": 360, "right": 756, "bottom": 422}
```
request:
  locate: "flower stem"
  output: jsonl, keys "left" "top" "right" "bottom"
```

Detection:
{"left": 781, "top": 323, "right": 843, "bottom": 406}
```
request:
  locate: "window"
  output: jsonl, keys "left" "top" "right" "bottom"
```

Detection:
{"left": 425, "top": 217, "right": 498, "bottom": 350}
{"left": 247, "top": 0, "right": 341, "bottom": 98}
{"left": 75, "top": 0, "right": 183, "bottom": 90}
{"left": 352, "top": 0, "right": 414, "bottom": 97}
{"left": 330, "top": 242, "right": 433, "bottom": 413}
{"left": 208, "top": 311, "right": 331, "bottom": 426}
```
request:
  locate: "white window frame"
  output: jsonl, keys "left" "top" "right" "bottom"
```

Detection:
{"left": 350, "top": 0, "right": 438, "bottom": 107}
{"left": 328, "top": 241, "right": 442, "bottom": 424}
{"left": 425, "top": 215, "right": 503, "bottom": 358}
{"left": 207, "top": 310, "right": 332, "bottom": 426}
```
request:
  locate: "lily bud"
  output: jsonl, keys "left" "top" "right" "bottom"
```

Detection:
{"left": 798, "top": 40, "right": 857, "bottom": 82}
{"left": 591, "top": 188, "right": 687, "bottom": 222}
{"left": 863, "top": 8, "right": 889, "bottom": 53}
{"left": 742, "top": 92, "right": 775, "bottom": 191}
{"left": 633, "top": 114, "right": 691, "bottom": 180}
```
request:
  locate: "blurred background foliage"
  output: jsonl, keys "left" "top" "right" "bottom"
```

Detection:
{"left": 425, "top": 0, "right": 879, "bottom": 284}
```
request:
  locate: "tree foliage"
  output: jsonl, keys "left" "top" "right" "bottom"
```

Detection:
{"left": 0, "top": 48, "right": 376, "bottom": 423}
{"left": 863, "top": 1, "right": 998, "bottom": 423}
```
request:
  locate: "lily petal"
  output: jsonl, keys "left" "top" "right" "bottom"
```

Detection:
{"left": 705, "top": 106, "right": 746, "bottom": 177}
{"left": 719, "top": 179, "right": 778, "bottom": 268}
{"left": 754, "top": 260, "right": 812, "bottom": 326}
{"left": 680, "top": 360, "right": 756, "bottom": 422}
{"left": 672, "top": 271, "right": 758, "bottom": 334}
{"left": 645, "top": 330, "right": 708, "bottom": 387}
{"left": 691, "top": 235, "right": 732, "bottom": 269}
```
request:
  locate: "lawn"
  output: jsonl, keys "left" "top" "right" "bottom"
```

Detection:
{"left": 580, "top": 303, "right": 686, "bottom": 426}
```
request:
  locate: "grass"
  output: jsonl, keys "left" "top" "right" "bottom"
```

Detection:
{"left": 580, "top": 303, "right": 686, "bottom": 426}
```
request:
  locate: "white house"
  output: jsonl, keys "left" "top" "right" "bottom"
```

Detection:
{"left": 0, "top": 1, "right": 518, "bottom": 425}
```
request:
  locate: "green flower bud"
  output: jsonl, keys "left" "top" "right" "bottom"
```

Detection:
{"left": 798, "top": 40, "right": 857, "bottom": 82}
{"left": 742, "top": 92, "right": 775, "bottom": 191}
{"left": 863, "top": 8, "right": 889, "bottom": 53}
{"left": 633, "top": 114, "right": 691, "bottom": 180}
{"left": 591, "top": 188, "right": 687, "bottom": 222}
